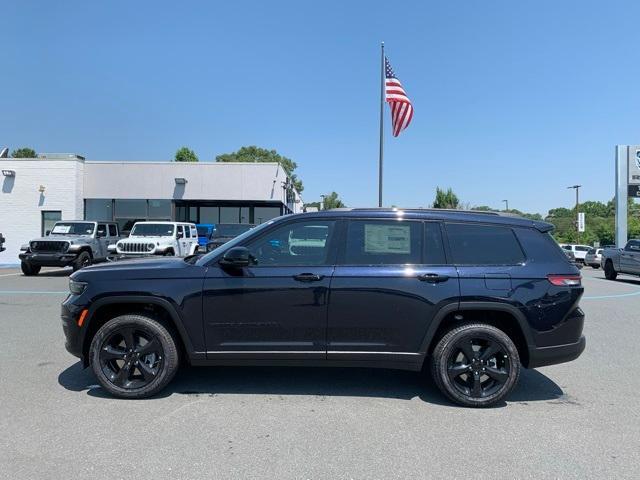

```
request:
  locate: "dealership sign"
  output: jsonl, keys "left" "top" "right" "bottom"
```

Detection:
{"left": 627, "top": 146, "right": 640, "bottom": 196}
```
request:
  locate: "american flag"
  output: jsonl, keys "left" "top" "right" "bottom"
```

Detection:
{"left": 385, "top": 56, "right": 413, "bottom": 137}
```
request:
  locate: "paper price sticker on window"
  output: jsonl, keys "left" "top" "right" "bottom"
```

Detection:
{"left": 51, "top": 225, "right": 71, "bottom": 234}
{"left": 364, "top": 224, "right": 411, "bottom": 254}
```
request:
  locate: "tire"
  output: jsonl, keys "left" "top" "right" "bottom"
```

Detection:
{"left": 89, "top": 314, "right": 179, "bottom": 399}
{"left": 604, "top": 261, "right": 617, "bottom": 280}
{"left": 72, "top": 251, "right": 92, "bottom": 272}
{"left": 21, "top": 261, "right": 41, "bottom": 276}
{"left": 591, "top": 264, "right": 600, "bottom": 269}
{"left": 431, "top": 323, "right": 520, "bottom": 408}
{"left": 163, "top": 249, "right": 175, "bottom": 256}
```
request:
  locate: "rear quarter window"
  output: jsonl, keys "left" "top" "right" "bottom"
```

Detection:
{"left": 445, "top": 223, "right": 525, "bottom": 265}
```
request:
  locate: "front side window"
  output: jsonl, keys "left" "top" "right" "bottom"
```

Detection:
{"left": 446, "top": 223, "right": 525, "bottom": 265}
{"left": 246, "top": 220, "right": 335, "bottom": 266}
{"left": 343, "top": 220, "right": 422, "bottom": 265}
{"left": 625, "top": 240, "right": 640, "bottom": 251}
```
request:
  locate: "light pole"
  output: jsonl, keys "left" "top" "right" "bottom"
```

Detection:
{"left": 567, "top": 185, "right": 581, "bottom": 239}
{"left": 502, "top": 199, "right": 509, "bottom": 211}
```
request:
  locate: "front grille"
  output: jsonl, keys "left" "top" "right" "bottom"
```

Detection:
{"left": 119, "top": 242, "right": 152, "bottom": 253}
{"left": 31, "top": 241, "right": 68, "bottom": 253}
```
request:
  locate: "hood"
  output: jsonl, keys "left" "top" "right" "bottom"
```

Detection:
{"left": 70, "top": 256, "right": 202, "bottom": 282}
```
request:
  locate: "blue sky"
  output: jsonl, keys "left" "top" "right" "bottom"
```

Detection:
{"left": 2, "top": 0, "right": 640, "bottom": 215}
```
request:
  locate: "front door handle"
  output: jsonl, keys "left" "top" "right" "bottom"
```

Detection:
{"left": 417, "top": 273, "right": 449, "bottom": 283}
{"left": 293, "top": 273, "right": 325, "bottom": 282}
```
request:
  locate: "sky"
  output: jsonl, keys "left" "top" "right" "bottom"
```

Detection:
{"left": 2, "top": 0, "right": 640, "bottom": 215}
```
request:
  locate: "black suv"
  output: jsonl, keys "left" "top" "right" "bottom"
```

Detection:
{"left": 62, "top": 209, "right": 585, "bottom": 407}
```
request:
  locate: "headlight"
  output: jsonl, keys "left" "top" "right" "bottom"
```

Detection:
{"left": 31, "top": 242, "right": 38, "bottom": 249}
{"left": 147, "top": 243, "right": 155, "bottom": 251}
{"left": 69, "top": 280, "right": 88, "bottom": 295}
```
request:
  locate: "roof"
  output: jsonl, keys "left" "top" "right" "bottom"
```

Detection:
{"left": 280, "top": 208, "right": 554, "bottom": 232}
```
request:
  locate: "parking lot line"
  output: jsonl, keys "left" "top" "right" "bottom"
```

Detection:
{"left": 0, "top": 272, "right": 22, "bottom": 277}
{"left": 0, "top": 290, "right": 68, "bottom": 295}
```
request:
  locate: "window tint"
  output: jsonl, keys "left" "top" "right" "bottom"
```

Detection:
{"left": 185, "top": 226, "right": 191, "bottom": 238}
{"left": 446, "top": 223, "right": 525, "bottom": 265}
{"left": 246, "top": 220, "right": 335, "bottom": 266}
{"left": 344, "top": 220, "right": 421, "bottom": 265}
{"left": 625, "top": 240, "right": 640, "bottom": 251}
{"left": 108, "top": 224, "right": 117, "bottom": 236}
{"left": 177, "top": 225, "right": 184, "bottom": 238}
{"left": 562, "top": 245, "right": 572, "bottom": 251}
{"left": 97, "top": 224, "right": 107, "bottom": 236}
{"left": 424, "top": 222, "right": 447, "bottom": 264}
{"left": 575, "top": 246, "right": 590, "bottom": 252}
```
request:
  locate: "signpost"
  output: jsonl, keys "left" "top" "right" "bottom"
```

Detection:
{"left": 577, "top": 212, "right": 585, "bottom": 233}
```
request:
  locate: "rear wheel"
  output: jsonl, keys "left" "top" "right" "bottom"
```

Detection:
{"left": 604, "top": 260, "right": 617, "bottom": 280}
{"left": 89, "top": 314, "right": 179, "bottom": 399}
{"left": 21, "top": 261, "right": 41, "bottom": 276}
{"left": 431, "top": 323, "right": 520, "bottom": 408}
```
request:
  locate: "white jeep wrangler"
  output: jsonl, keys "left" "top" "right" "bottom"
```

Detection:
{"left": 113, "top": 221, "right": 199, "bottom": 257}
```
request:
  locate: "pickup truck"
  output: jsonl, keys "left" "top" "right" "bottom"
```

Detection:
{"left": 601, "top": 239, "right": 640, "bottom": 280}
{"left": 19, "top": 221, "right": 121, "bottom": 275}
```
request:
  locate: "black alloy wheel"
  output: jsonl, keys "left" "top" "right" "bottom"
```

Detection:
{"left": 431, "top": 323, "right": 520, "bottom": 407}
{"left": 99, "top": 326, "right": 164, "bottom": 389}
{"left": 89, "top": 314, "right": 179, "bottom": 398}
{"left": 604, "top": 261, "right": 617, "bottom": 280}
{"left": 73, "top": 251, "right": 92, "bottom": 271}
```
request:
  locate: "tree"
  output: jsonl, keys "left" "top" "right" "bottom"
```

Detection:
{"left": 305, "top": 191, "right": 346, "bottom": 210}
{"left": 174, "top": 147, "right": 199, "bottom": 162}
{"left": 432, "top": 187, "right": 460, "bottom": 209}
{"left": 11, "top": 147, "right": 37, "bottom": 158}
{"left": 216, "top": 146, "right": 303, "bottom": 193}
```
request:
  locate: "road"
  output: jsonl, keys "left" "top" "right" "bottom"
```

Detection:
{"left": 1, "top": 266, "right": 639, "bottom": 479}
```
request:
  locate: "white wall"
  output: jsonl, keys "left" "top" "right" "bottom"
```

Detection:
{"left": 0, "top": 159, "right": 84, "bottom": 264}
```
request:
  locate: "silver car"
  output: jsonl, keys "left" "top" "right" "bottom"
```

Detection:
{"left": 584, "top": 247, "right": 603, "bottom": 268}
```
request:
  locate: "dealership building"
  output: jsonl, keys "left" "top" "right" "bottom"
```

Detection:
{"left": 0, "top": 154, "right": 302, "bottom": 264}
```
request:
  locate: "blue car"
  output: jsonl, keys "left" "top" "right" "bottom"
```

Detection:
{"left": 196, "top": 224, "right": 215, "bottom": 249}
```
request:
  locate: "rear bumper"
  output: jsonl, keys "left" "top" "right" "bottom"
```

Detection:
{"left": 527, "top": 335, "right": 586, "bottom": 368}
{"left": 19, "top": 252, "right": 77, "bottom": 267}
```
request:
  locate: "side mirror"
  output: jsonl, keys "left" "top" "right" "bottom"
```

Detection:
{"left": 219, "top": 246, "right": 251, "bottom": 268}
{"left": 45, "top": 230, "right": 51, "bottom": 236}
{"left": 177, "top": 231, "right": 184, "bottom": 239}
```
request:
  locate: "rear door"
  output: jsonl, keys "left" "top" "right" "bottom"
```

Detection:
{"left": 327, "top": 219, "right": 459, "bottom": 362}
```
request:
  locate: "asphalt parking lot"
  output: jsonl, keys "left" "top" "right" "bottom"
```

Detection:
{"left": 1, "top": 266, "right": 639, "bottom": 479}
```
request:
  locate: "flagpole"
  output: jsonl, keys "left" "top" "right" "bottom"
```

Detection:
{"left": 378, "top": 42, "right": 385, "bottom": 208}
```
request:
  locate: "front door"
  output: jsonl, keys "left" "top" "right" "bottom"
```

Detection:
{"left": 202, "top": 219, "right": 338, "bottom": 358}
{"left": 621, "top": 240, "right": 640, "bottom": 274}
{"left": 327, "top": 220, "right": 460, "bottom": 362}
{"left": 96, "top": 223, "right": 110, "bottom": 258}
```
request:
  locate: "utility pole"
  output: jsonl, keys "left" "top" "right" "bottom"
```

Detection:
{"left": 567, "top": 185, "right": 581, "bottom": 240}
{"left": 502, "top": 199, "right": 509, "bottom": 211}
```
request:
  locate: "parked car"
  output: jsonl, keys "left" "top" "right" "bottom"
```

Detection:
{"left": 196, "top": 224, "right": 215, "bottom": 251}
{"left": 113, "top": 221, "right": 199, "bottom": 258}
{"left": 601, "top": 239, "right": 640, "bottom": 279}
{"left": 205, "top": 223, "right": 254, "bottom": 251}
{"left": 0, "top": 232, "right": 5, "bottom": 252}
{"left": 19, "top": 221, "right": 121, "bottom": 276}
{"left": 584, "top": 248, "right": 604, "bottom": 268}
{"left": 561, "top": 248, "right": 582, "bottom": 269}
{"left": 62, "top": 209, "right": 585, "bottom": 407}
{"left": 559, "top": 244, "right": 592, "bottom": 264}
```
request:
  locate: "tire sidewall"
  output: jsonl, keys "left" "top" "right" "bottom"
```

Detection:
{"left": 432, "top": 324, "right": 520, "bottom": 407}
{"left": 89, "top": 314, "right": 179, "bottom": 398}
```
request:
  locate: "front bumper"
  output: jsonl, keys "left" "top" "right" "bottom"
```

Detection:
{"left": 527, "top": 335, "right": 586, "bottom": 368}
{"left": 19, "top": 251, "right": 78, "bottom": 267}
{"left": 61, "top": 300, "right": 86, "bottom": 361}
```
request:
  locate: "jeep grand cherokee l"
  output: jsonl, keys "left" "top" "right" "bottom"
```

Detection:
{"left": 61, "top": 209, "right": 585, "bottom": 407}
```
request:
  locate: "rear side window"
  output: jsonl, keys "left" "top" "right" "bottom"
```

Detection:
{"left": 424, "top": 222, "right": 447, "bottom": 264}
{"left": 108, "top": 224, "right": 117, "bottom": 236}
{"left": 446, "top": 223, "right": 525, "bottom": 265}
{"left": 344, "top": 220, "right": 422, "bottom": 265}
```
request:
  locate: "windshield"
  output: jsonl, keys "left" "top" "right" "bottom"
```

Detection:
{"left": 213, "top": 224, "right": 254, "bottom": 237}
{"left": 196, "top": 220, "right": 274, "bottom": 266}
{"left": 130, "top": 223, "right": 175, "bottom": 237}
{"left": 50, "top": 222, "right": 95, "bottom": 236}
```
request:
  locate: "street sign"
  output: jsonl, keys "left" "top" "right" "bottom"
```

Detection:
{"left": 628, "top": 146, "right": 640, "bottom": 186}
{"left": 629, "top": 185, "right": 640, "bottom": 197}
{"left": 577, "top": 212, "right": 585, "bottom": 233}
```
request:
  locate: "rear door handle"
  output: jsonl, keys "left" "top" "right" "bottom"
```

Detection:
{"left": 417, "top": 273, "right": 449, "bottom": 283}
{"left": 293, "top": 273, "right": 325, "bottom": 282}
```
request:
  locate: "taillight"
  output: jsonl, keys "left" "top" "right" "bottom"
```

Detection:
{"left": 547, "top": 274, "right": 581, "bottom": 286}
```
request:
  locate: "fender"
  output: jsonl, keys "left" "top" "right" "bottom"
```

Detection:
{"left": 83, "top": 295, "right": 200, "bottom": 362}
{"left": 418, "top": 301, "right": 535, "bottom": 356}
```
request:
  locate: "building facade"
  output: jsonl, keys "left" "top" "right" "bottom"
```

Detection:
{"left": 0, "top": 156, "right": 302, "bottom": 264}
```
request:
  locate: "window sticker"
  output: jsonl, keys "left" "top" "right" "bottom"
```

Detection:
{"left": 364, "top": 224, "right": 410, "bottom": 254}
{"left": 51, "top": 225, "right": 71, "bottom": 234}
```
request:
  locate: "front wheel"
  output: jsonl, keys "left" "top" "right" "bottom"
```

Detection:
{"left": 89, "top": 314, "right": 179, "bottom": 399}
{"left": 604, "top": 261, "right": 617, "bottom": 280}
{"left": 431, "top": 323, "right": 520, "bottom": 408}
{"left": 73, "top": 251, "right": 92, "bottom": 272}
{"left": 21, "top": 261, "right": 41, "bottom": 276}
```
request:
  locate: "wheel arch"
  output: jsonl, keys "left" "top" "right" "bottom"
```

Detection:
{"left": 81, "top": 296, "right": 195, "bottom": 366}
{"left": 419, "top": 301, "right": 534, "bottom": 367}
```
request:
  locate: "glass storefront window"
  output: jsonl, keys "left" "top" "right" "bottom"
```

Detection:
{"left": 85, "top": 199, "right": 113, "bottom": 221}
{"left": 220, "top": 207, "right": 240, "bottom": 223}
{"left": 240, "top": 207, "right": 250, "bottom": 224}
{"left": 254, "top": 207, "right": 281, "bottom": 224}
{"left": 200, "top": 207, "right": 219, "bottom": 224}
{"left": 148, "top": 199, "right": 171, "bottom": 219}
{"left": 115, "top": 199, "right": 147, "bottom": 218}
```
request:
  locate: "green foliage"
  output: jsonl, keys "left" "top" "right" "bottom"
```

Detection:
{"left": 216, "top": 146, "right": 303, "bottom": 193}
{"left": 174, "top": 147, "right": 199, "bottom": 162}
{"left": 305, "top": 192, "right": 346, "bottom": 210}
{"left": 432, "top": 187, "right": 460, "bottom": 209}
{"left": 11, "top": 147, "right": 37, "bottom": 158}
